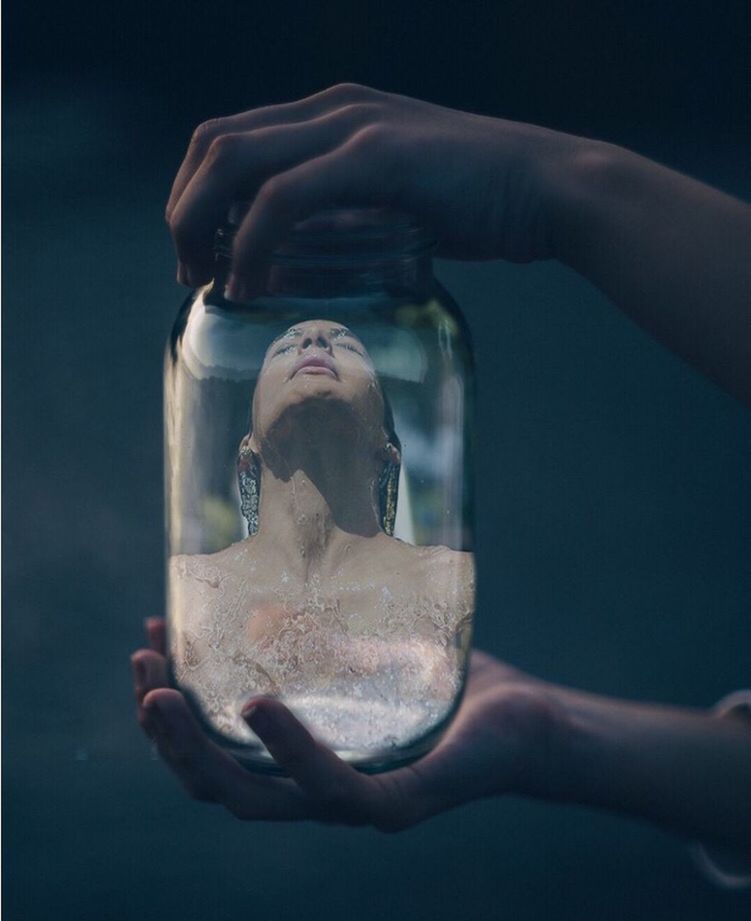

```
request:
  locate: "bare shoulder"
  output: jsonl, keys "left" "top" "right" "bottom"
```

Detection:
{"left": 397, "top": 538, "right": 474, "bottom": 569}
{"left": 423, "top": 545, "right": 476, "bottom": 595}
{"left": 168, "top": 539, "right": 256, "bottom": 585}
{"left": 168, "top": 542, "right": 261, "bottom": 638}
{"left": 385, "top": 537, "right": 475, "bottom": 594}
{"left": 169, "top": 552, "right": 224, "bottom": 590}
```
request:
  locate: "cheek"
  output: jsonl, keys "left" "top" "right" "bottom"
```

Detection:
{"left": 351, "top": 371, "right": 385, "bottom": 428}
{"left": 251, "top": 375, "right": 276, "bottom": 433}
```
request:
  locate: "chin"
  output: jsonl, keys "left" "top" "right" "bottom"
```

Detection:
{"left": 287, "top": 379, "right": 340, "bottom": 402}
{"left": 268, "top": 389, "right": 367, "bottom": 441}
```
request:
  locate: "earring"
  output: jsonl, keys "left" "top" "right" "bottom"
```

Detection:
{"left": 237, "top": 440, "right": 260, "bottom": 536}
{"left": 379, "top": 441, "right": 400, "bottom": 536}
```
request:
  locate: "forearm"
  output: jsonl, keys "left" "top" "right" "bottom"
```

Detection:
{"left": 556, "top": 687, "right": 751, "bottom": 855}
{"left": 549, "top": 141, "right": 751, "bottom": 405}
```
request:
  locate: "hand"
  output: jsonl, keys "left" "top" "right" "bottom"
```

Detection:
{"left": 165, "top": 83, "right": 589, "bottom": 298}
{"left": 131, "top": 618, "right": 567, "bottom": 830}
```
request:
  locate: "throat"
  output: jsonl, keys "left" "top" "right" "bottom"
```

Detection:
{"left": 254, "top": 461, "right": 381, "bottom": 580}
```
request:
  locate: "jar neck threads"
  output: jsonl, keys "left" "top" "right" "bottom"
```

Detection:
{"left": 212, "top": 207, "right": 437, "bottom": 299}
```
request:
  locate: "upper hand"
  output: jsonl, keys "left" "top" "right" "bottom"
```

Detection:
{"left": 132, "top": 618, "right": 566, "bottom": 830}
{"left": 165, "top": 83, "right": 587, "bottom": 299}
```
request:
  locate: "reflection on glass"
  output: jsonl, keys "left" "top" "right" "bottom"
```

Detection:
{"left": 168, "top": 318, "right": 474, "bottom": 765}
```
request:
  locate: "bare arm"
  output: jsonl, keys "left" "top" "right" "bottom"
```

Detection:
{"left": 167, "top": 84, "right": 751, "bottom": 405}
{"left": 555, "top": 687, "right": 751, "bottom": 857}
{"left": 551, "top": 143, "right": 751, "bottom": 405}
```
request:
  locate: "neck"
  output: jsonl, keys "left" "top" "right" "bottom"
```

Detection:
{"left": 251, "top": 436, "right": 382, "bottom": 582}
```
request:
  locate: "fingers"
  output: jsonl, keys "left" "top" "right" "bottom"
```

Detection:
{"left": 165, "top": 83, "right": 386, "bottom": 228}
{"left": 242, "top": 698, "right": 380, "bottom": 825}
{"left": 141, "top": 689, "right": 310, "bottom": 818}
{"left": 170, "top": 102, "right": 384, "bottom": 286}
{"left": 227, "top": 128, "right": 405, "bottom": 301}
{"left": 131, "top": 646, "right": 169, "bottom": 743}
{"left": 142, "top": 688, "right": 236, "bottom": 803}
{"left": 131, "top": 649, "right": 169, "bottom": 708}
{"left": 145, "top": 617, "right": 166, "bottom": 655}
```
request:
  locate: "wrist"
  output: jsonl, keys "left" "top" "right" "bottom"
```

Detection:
{"left": 547, "top": 688, "right": 612, "bottom": 806}
{"left": 544, "top": 138, "right": 647, "bottom": 270}
{"left": 536, "top": 686, "right": 646, "bottom": 808}
{"left": 503, "top": 682, "right": 585, "bottom": 803}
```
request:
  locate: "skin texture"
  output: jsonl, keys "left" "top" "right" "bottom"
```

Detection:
{"left": 136, "top": 84, "right": 751, "bottom": 857}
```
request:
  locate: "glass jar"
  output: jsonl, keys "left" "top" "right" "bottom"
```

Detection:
{"left": 164, "top": 207, "right": 476, "bottom": 773}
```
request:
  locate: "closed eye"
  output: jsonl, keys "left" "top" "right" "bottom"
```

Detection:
{"left": 337, "top": 343, "right": 364, "bottom": 355}
{"left": 273, "top": 344, "right": 297, "bottom": 356}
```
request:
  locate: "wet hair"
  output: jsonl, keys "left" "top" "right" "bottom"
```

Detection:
{"left": 237, "top": 389, "right": 401, "bottom": 536}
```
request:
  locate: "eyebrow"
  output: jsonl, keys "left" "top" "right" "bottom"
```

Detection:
{"left": 268, "top": 326, "right": 361, "bottom": 347}
{"left": 269, "top": 328, "right": 301, "bottom": 347}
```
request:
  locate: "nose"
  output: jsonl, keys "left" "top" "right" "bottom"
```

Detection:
{"left": 299, "top": 324, "right": 333, "bottom": 354}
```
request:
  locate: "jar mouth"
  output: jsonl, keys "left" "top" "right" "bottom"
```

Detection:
{"left": 217, "top": 206, "right": 436, "bottom": 264}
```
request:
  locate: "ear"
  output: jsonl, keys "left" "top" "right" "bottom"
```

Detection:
{"left": 239, "top": 432, "right": 260, "bottom": 455}
{"left": 237, "top": 433, "right": 260, "bottom": 476}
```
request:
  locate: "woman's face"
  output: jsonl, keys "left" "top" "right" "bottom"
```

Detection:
{"left": 249, "top": 319, "right": 386, "bottom": 454}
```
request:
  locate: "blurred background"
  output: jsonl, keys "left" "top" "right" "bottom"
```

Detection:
{"left": 4, "top": 1, "right": 751, "bottom": 918}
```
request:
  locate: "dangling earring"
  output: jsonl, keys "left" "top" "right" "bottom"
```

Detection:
{"left": 237, "top": 438, "right": 260, "bottom": 536}
{"left": 378, "top": 441, "right": 400, "bottom": 536}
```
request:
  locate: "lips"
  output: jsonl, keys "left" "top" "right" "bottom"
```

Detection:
{"left": 290, "top": 354, "right": 338, "bottom": 379}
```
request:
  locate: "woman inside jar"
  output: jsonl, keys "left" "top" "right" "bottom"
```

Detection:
{"left": 169, "top": 318, "right": 474, "bottom": 752}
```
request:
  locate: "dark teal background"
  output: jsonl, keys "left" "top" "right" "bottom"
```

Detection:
{"left": 4, "top": 2, "right": 751, "bottom": 918}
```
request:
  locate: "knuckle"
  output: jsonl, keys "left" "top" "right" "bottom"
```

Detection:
{"left": 350, "top": 122, "right": 391, "bottom": 156}
{"left": 206, "top": 132, "right": 246, "bottom": 166}
{"left": 326, "top": 81, "right": 371, "bottom": 100}
{"left": 190, "top": 117, "right": 225, "bottom": 149}
{"left": 337, "top": 101, "right": 385, "bottom": 125}
{"left": 256, "top": 174, "right": 293, "bottom": 211}
{"left": 167, "top": 208, "right": 201, "bottom": 249}
{"left": 167, "top": 209, "right": 189, "bottom": 245}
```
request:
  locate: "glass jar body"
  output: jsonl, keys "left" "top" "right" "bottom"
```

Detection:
{"left": 164, "top": 260, "right": 475, "bottom": 773}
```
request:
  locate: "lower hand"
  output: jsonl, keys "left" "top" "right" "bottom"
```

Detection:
{"left": 132, "top": 618, "right": 566, "bottom": 830}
